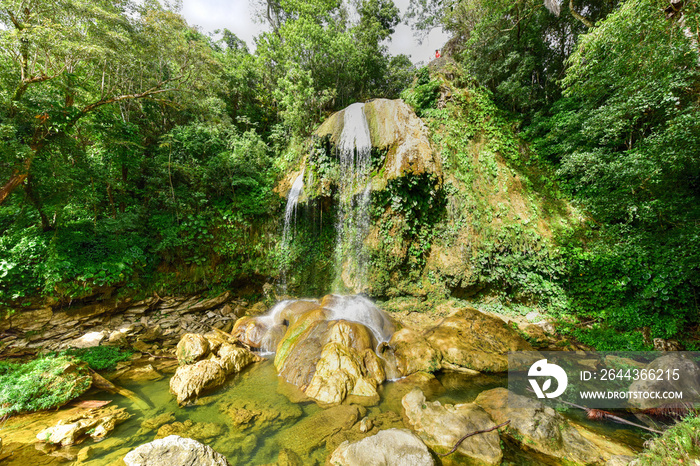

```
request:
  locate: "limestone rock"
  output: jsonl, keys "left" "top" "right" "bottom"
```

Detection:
{"left": 155, "top": 420, "right": 226, "bottom": 442}
{"left": 390, "top": 328, "right": 441, "bottom": 376}
{"left": 169, "top": 359, "right": 226, "bottom": 405}
{"left": 231, "top": 316, "right": 270, "bottom": 349}
{"left": 140, "top": 412, "right": 176, "bottom": 432}
{"left": 329, "top": 428, "right": 435, "bottom": 466}
{"left": 475, "top": 388, "right": 635, "bottom": 464}
{"left": 69, "top": 331, "right": 106, "bottom": 349}
{"left": 402, "top": 388, "right": 502, "bottom": 465}
{"left": 277, "top": 404, "right": 363, "bottom": 457}
{"left": 216, "top": 343, "right": 262, "bottom": 375}
{"left": 628, "top": 353, "right": 700, "bottom": 410}
{"left": 176, "top": 334, "right": 210, "bottom": 365}
{"left": 123, "top": 435, "right": 230, "bottom": 466}
{"left": 424, "top": 307, "right": 533, "bottom": 372}
{"left": 36, "top": 406, "right": 130, "bottom": 446}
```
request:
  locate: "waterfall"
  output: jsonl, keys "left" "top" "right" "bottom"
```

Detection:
{"left": 279, "top": 170, "right": 304, "bottom": 294}
{"left": 334, "top": 103, "right": 372, "bottom": 292}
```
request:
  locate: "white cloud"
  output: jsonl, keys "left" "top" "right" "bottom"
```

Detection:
{"left": 179, "top": 0, "right": 450, "bottom": 64}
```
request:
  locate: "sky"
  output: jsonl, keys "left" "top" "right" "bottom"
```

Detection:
{"left": 180, "top": 0, "right": 450, "bottom": 65}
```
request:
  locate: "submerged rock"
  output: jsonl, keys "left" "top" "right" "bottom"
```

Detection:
{"left": 277, "top": 404, "right": 364, "bottom": 456}
{"left": 123, "top": 435, "right": 230, "bottom": 466}
{"left": 402, "top": 388, "right": 502, "bottom": 465}
{"left": 36, "top": 406, "right": 130, "bottom": 446}
{"left": 329, "top": 428, "right": 435, "bottom": 466}
{"left": 475, "top": 388, "right": 635, "bottom": 464}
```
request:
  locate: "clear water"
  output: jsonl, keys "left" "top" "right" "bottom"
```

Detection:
{"left": 0, "top": 360, "right": 645, "bottom": 466}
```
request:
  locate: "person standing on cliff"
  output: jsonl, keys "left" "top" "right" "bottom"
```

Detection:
{"left": 435, "top": 49, "right": 441, "bottom": 59}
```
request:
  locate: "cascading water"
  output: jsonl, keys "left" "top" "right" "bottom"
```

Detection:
{"left": 334, "top": 103, "right": 372, "bottom": 292}
{"left": 278, "top": 170, "right": 304, "bottom": 295}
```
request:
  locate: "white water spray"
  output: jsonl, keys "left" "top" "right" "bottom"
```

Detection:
{"left": 334, "top": 103, "right": 372, "bottom": 291}
{"left": 279, "top": 170, "right": 304, "bottom": 294}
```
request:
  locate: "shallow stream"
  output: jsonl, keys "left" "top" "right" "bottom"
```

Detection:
{"left": 0, "top": 357, "right": 646, "bottom": 465}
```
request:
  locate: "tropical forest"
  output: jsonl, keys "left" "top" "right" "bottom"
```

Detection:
{"left": 0, "top": 0, "right": 699, "bottom": 464}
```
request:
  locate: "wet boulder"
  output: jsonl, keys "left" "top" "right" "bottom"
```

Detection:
{"left": 124, "top": 435, "right": 230, "bottom": 466}
{"left": 329, "top": 428, "right": 435, "bottom": 466}
{"left": 390, "top": 328, "right": 442, "bottom": 376}
{"left": 402, "top": 388, "right": 502, "bottom": 465}
{"left": 169, "top": 360, "right": 226, "bottom": 405}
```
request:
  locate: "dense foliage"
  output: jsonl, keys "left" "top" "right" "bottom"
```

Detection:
{"left": 1, "top": 0, "right": 698, "bottom": 350}
{"left": 0, "top": 355, "right": 91, "bottom": 416}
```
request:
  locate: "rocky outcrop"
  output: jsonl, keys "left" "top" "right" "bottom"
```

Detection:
{"left": 36, "top": 406, "right": 130, "bottom": 446}
{"left": 402, "top": 388, "right": 502, "bottom": 465}
{"left": 628, "top": 353, "right": 700, "bottom": 410}
{"left": 329, "top": 428, "right": 435, "bottom": 466}
{"left": 424, "top": 307, "right": 533, "bottom": 372}
{"left": 123, "top": 435, "right": 230, "bottom": 466}
{"left": 474, "top": 388, "right": 635, "bottom": 464}
{"left": 169, "top": 334, "right": 262, "bottom": 405}
{"left": 1, "top": 291, "right": 242, "bottom": 354}
{"left": 315, "top": 98, "right": 441, "bottom": 186}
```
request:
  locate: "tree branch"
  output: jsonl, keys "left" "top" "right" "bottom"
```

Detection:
{"left": 438, "top": 420, "right": 511, "bottom": 457}
{"left": 569, "top": 0, "right": 594, "bottom": 28}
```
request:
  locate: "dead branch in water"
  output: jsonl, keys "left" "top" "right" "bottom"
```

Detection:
{"left": 438, "top": 420, "right": 511, "bottom": 457}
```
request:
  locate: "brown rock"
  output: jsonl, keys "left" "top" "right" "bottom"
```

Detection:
{"left": 424, "top": 307, "right": 533, "bottom": 372}
{"left": 169, "top": 360, "right": 226, "bottom": 405}
{"left": 402, "top": 388, "right": 502, "bottom": 465}
{"left": 390, "top": 328, "right": 442, "bottom": 376}
{"left": 176, "top": 334, "right": 210, "bottom": 365}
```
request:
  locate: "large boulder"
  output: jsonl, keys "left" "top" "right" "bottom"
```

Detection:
{"left": 329, "top": 428, "right": 435, "bottom": 466}
{"left": 123, "top": 435, "right": 230, "bottom": 466}
{"left": 176, "top": 334, "right": 210, "bottom": 365}
{"left": 628, "top": 353, "right": 700, "bottom": 410}
{"left": 402, "top": 388, "right": 502, "bottom": 465}
{"left": 475, "top": 388, "right": 635, "bottom": 464}
{"left": 169, "top": 360, "right": 226, "bottom": 405}
{"left": 217, "top": 343, "right": 262, "bottom": 375}
{"left": 424, "top": 307, "right": 533, "bottom": 372}
{"left": 390, "top": 328, "right": 442, "bottom": 376}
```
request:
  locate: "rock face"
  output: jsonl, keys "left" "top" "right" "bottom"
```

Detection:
{"left": 424, "top": 307, "right": 533, "bottom": 372}
{"left": 123, "top": 435, "right": 230, "bottom": 466}
{"left": 329, "top": 428, "right": 435, "bottom": 466}
{"left": 402, "top": 388, "right": 502, "bottom": 465}
{"left": 474, "top": 388, "right": 635, "bottom": 464}
{"left": 237, "top": 295, "right": 396, "bottom": 405}
{"left": 315, "top": 98, "right": 441, "bottom": 184}
{"left": 628, "top": 353, "right": 700, "bottom": 410}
